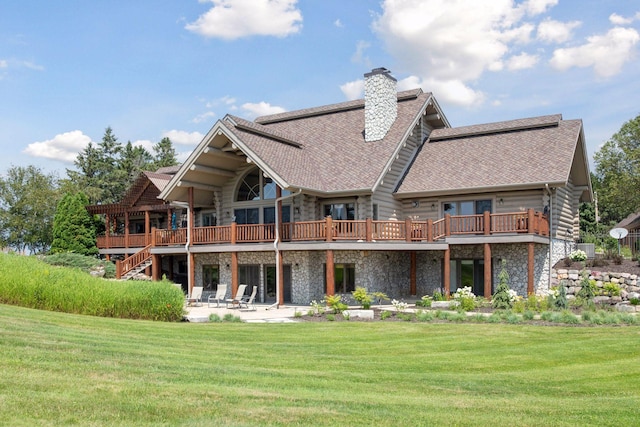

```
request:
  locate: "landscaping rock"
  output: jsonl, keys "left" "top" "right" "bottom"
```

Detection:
{"left": 431, "top": 301, "right": 459, "bottom": 309}
{"left": 343, "top": 309, "right": 374, "bottom": 320}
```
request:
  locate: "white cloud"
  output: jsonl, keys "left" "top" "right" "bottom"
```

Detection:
{"left": 351, "top": 40, "right": 371, "bottom": 67}
{"left": 241, "top": 102, "right": 286, "bottom": 118}
{"left": 522, "top": 0, "right": 558, "bottom": 16}
{"left": 0, "top": 60, "right": 7, "bottom": 68}
{"left": 334, "top": 19, "right": 343, "bottom": 28}
{"left": 537, "top": 18, "right": 581, "bottom": 43}
{"left": 506, "top": 52, "right": 539, "bottom": 70}
{"left": 550, "top": 27, "right": 640, "bottom": 77}
{"left": 192, "top": 111, "right": 216, "bottom": 124}
{"left": 132, "top": 139, "right": 154, "bottom": 152}
{"left": 372, "top": 0, "right": 544, "bottom": 106}
{"left": 340, "top": 79, "right": 364, "bottom": 100}
{"left": 185, "top": 0, "right": 303, "bottom": 39}
{"left": 161, "top": 130, "right": 204, "bottom": 146}
{"left": 609, "top": 13, "right": 634, "bottom": 26}
{"left": 23, "top": 130, "right": 91, "bottom": 163}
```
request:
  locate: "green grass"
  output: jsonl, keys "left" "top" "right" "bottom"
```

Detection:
{"left": 0, "top": 253, "right": 184, "bottom": 321}
{"left": 1, "top": 304, "right": 639, "bottom": 426}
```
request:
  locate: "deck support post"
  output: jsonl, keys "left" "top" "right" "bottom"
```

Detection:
{"left": 527, "top": 242, "right": 535, "bottom": 295}
{"left": 484, "top": 243, "right": 492, "bottom": 298}
{"left": 152, "top": 254, "right": 161, "bottom": 281}
{"left": 443, "top": 248, "right": 451, "bottom": 298}
{"left": 326, "top": 250, "right": 335, "bottom": 296}
{"left": 145, "top": 211, "right": 150, "bottom": 245}
{"left": 231, "top": 251, "right": 239, "bottom": 296}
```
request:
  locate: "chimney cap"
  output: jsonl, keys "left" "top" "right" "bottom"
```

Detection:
{"left": 364, "top": 67, "right": 397, "bottom": 81}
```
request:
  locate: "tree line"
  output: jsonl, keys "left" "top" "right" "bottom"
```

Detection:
{"left": 0, "top": 128, "right": 178, "bottom": 254}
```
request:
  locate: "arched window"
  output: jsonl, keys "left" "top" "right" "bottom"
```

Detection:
{"left": 235, "top": 168, "right": 290, "bottom": 202}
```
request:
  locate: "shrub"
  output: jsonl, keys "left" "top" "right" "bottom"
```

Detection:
{"left": 415, "top": 295, "right": 433, "bottom": 307}
{"left": 380, "top": 310, "right": 392, "bottom": 320}
{"left": 569, "top": 249, "right": 587, "bottom": 262}
{"left": 603, "top": 282, "right": 621, "bottom": 296}
{"left": 452, "top": 286, "right": 476, "bottom": 311}
{"left": 492, "top": 260, "right": 512, "bottom": 310}
{"left": 372, "top": 291, "right": 389, "bottom": 304}
{"left": 630, "top": 297, "right": 640, "bottom": 306}
{"left": 309, "top": 300, "right": 326, "bottom": 316}
{"left": 487, "top": 313, "right": 502, "bottom": 323}
{"left": 559, "top": 310, "right": 580, "bottom": 324}
{"left": 223, "top": 313, "right": 241, "bottom": 322}
{"left": 523, "top": 310, "right": 535, "bottom": 321}
{"left": 326, "top": 314, "right": 335, "bottom": 321}
{"left": 470, "top": 313, "right": 487, "bottom": 323}
{"left": 324, "top": 294, "right": 347, "bottom": 314}
{"left": 505, "top": 313, "right": 522, "bottom": 324}
{"left": 351, "top": 287, "right": 372, "bottom": 309}
{"left": 432, "top": 290, "right": 445, "bottom": 301}
{"left": 43, "top": 252, "right": 116, "bottom": 279}
{"left": 611, "top": 254, "right": 624, "bottom": 265}
{"left": 416, "top": 310, "right": 434, "bottom": 322}
{"left": 391, "top": 299, "right": 409, "bottom": 313}
{"left": 562, "top": 257, "right": 572, "bottom": 267}
{"left": 554, "top": 282, "right": 569, "bottom": 310}
{"left": 540, "top": 311, "right": 554, "bottom": 322}
{"left": 209, "top": 313, "right": 222, "bottom": 322}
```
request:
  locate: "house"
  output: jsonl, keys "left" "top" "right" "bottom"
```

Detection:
{"left": 91, "top": 68, "right": 592, "bottom": 304}
{"left": 613, "top": 211, "right": 640, "bottom": 255}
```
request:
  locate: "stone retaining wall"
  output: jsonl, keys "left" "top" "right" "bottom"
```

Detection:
{"left": 553, "top": 268, "right": 640, "bottom": 311}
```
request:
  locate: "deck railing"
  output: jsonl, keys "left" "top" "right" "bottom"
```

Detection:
{"left": 96, "top": 210, "right": 549, "bottom": 249}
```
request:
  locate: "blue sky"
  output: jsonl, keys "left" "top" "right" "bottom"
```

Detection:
{"left": 1, "top": 0, "right": 639, "bottom": 176}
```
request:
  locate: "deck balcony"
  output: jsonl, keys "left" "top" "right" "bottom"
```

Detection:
{"left": 97, "top": 209, "right": 549, "bottom": 250}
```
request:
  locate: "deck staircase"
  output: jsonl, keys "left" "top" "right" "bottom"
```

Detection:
{"left": 116, "top": 245, "right": 153, "bottom": 280}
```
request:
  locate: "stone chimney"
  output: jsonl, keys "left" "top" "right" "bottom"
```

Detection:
{"left": 364, "top": 67, "right": 397, "bottom": 142}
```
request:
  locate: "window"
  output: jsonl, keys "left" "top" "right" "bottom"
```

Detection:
{"left": 236, "top": 168, "right": 290, "bottom": 202}
{"left": 324, "top": 263, "right": 356, "bottom": 293}
{"left": 443, "top": 199, "right": 492, "bottom": 216}
{"left": 202, "top": 212, "right": 217, "bottom": 227}
{"left": 324, "top": 203, "right": 355, "bottom": 220}
{"left": 202, "top": 265, "right": 219, "bottom": 291}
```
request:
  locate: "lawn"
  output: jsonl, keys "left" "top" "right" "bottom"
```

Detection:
{"left": 1, "top": 304, "right": 639, "bottom": 426}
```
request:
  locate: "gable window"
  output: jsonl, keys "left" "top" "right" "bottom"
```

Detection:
{"left": 324, "top": 203, "right": 355, "bottom": 220}
{"left": 236, "top": 168, "right": 290, "bottom": 202}
{"left": 324, "top": 263, "right": 356, "bottom": 293}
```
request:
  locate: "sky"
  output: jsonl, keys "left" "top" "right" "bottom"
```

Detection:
{"left": 1, "top": 0, "right": 639, "bottom": 177}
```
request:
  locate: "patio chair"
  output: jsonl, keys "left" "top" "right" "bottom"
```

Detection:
{"left": 239, "top": 286, "right": 258, "bottom": 311}
{"left": 186, "top": 286, "right": 203, "bottom": 306}
{"left": 208, "top": 284, "right": 228, "bottom": 308}
{"left": 226, "top": 284, "right": 247, "bottom": 309}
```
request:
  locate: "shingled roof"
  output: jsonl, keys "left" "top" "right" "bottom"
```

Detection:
{"left": 396, "top": 114, "right": 587, "bottom": 197}
{"left": 222, "top": 89, "right": 437, "bottom": 194}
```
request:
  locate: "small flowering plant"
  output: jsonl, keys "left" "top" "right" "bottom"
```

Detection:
{"left": 453, "top": 286, "right": 476, "bottom": 311}
{"left": 391, "top": 299, "right": 408, "bottom": 313}
{"left": 309, "top": 300, "right": 325, "bottom": 316}
{"left": 569, "top": 249, "right": 587, "bottom": 262}
{"left": 507, "top": 289, "right": 522, "bottom": 303}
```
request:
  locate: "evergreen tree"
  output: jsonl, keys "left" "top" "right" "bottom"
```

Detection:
{"left": 554, "top": 281, "right": 569, "bottom": 310}
{"left": 96, "top": 127, "right": 126, "bottom": 204}
{"left": 65, "top": 142, "right": 103, "bottom": 204}
{"left": 152, "top": 137, "right": 178, "bottom": 169}
{"left": 120, "top": 141, "right": 153, "bottom": 186}
{"left": 51, "top": 192, "right": 98, "bottom": 256}
{"left": 492, "top": 260, "right": 512, "bottom": 310}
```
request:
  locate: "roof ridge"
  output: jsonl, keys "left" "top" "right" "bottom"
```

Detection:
{"left": 226, "top": 115, "right": 303, "bottom": 148}
{"left": 255, "top": 88, "right": 424, "bottom": 125}
{"left": 430, "top": 114, "right": 563, "bottom": 142}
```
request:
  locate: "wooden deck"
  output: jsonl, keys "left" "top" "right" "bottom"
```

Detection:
{"left": 98, "top": 210, "right": 549, "bottom": 249}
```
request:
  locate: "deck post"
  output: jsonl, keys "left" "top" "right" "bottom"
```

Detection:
{"left": 444, "top": 214, "right": 451, "bottom": 236}
{"left": 124, "top": 212, "right": 130, "bottom": 249}
{"left": 151, "top": 227, "right": 157, "bottom": 247}
{"left": 527, "top": 242, "right": 535, "bottom": 295}
{"left": 105, "top": 214, "right": 111, "bottom": 249}
{"left": 231, "top": 222, "right": 237, "bottom": 244}
{"left": 278, "top": 249, "right": 284, "bottom": 305}
{"left": 443, "top": 248, "right": 451, "bottom": 298}
{"left": 365, "top": 218, "right": 372, "bottom": 242}
{"left": 483, "top": 211, "right": 491, "bottom": 235}
{"left": 528, "top": 209, "right": 535, "bottom": 234}
{"left": 115, "top": 260, "right": 122, "bottom": 279}
{"left": 145, "top": 211, "right": 150, "bottom": 245}
{"left": 410, "top": 251, "right": 417, "bottom": 295}
{"left": 484, "top": 243, "right": 492, "bottom": 298}
{"left": 152, "top": 254, "right": 161, "bottom": 281}
{"left": 325, "top": 250, "right": 335, "bottom": 295}
{"left": 405, "top": 218, "right": 412, "bottom": 242}
{"left": 427, "top": 219, "right": 433, "bottom": 242}
{"left": 326, "top": 216, "right": 333, "bottom": 242}
{"left": 231, "top": 251, "right": 239, "bottom": 296}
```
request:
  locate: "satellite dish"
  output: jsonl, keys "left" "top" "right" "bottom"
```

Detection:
{"left": 609, "top": 228, "right": 629, "bottom": 239}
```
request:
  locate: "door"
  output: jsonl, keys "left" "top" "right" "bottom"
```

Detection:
{"left": 264, "top": 265, "right": 292, "bottom": 303}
